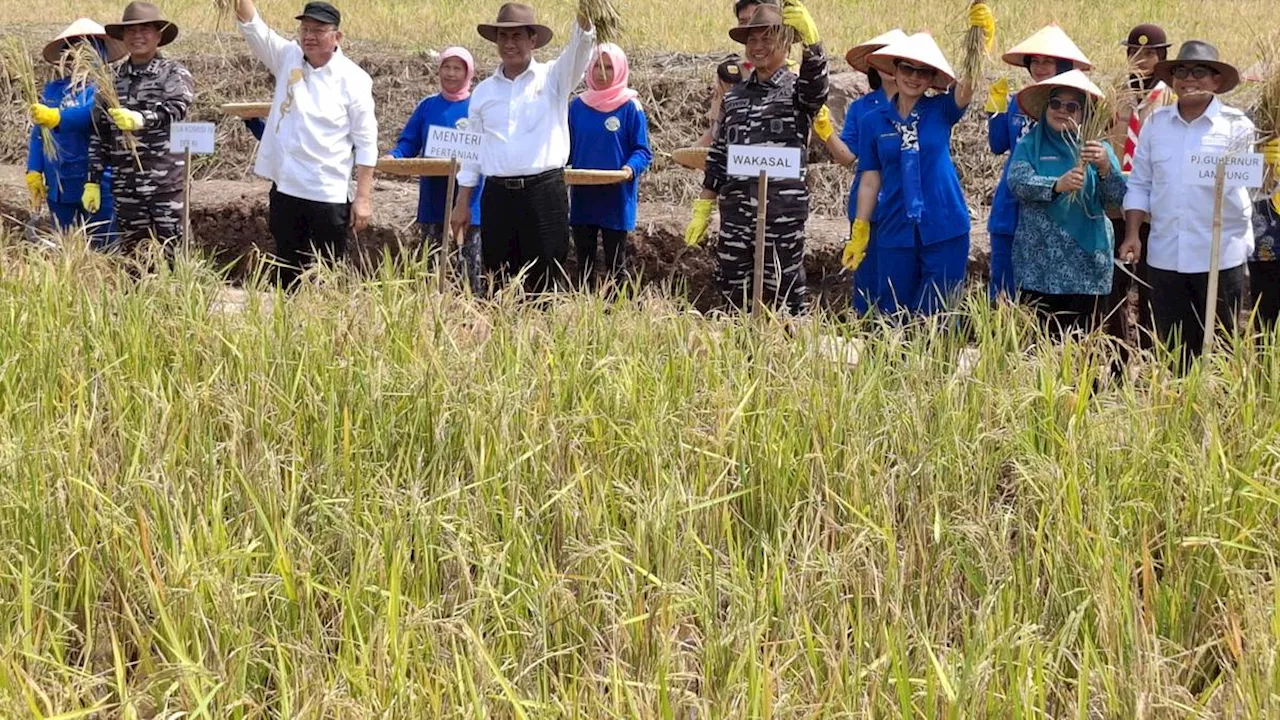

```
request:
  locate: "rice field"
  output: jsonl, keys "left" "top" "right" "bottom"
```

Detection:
{"left": 1, "top": 238, "right": 1279, "bottom": 717}
{"left": 4, "top": 0, "right": 1277, "bottom": 70}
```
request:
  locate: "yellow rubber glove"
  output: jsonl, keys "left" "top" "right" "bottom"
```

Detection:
{"left": 30, "top": 103, "right": 61, "bottom": 129}
{"left": 108, "top": 107, "right": 145, "bottom": 131}
{"left": 25, "top": 171, "right": 47, "bottom": 208}
{"left": 841, "top": 219, "right": 871, "bottom": 271}
{"left": 1264, "top": 138, "right": 1280, "bottom": 169}
{"left": 969, "top": 2, "right": 996, "bottom": 53}
{"left": 984, "top": 77, "right": 1009, "bottom": 114}
{"left": 781, "top": 0, "right": 820, "bottom": 46}
{"left": 813, "top": 105, "right": 834, "bottom": 142}
{"left": 82, "top": 183, "right": 102, "bottom": 213}
{"left": 684, "top": 198, "right": 715, "bottom": 246}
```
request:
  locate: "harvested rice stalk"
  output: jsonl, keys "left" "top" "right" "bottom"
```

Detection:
{"left": 62, "top": 42, "right": 141, "bottom": 168}
{"left": 0, "top": 38, "right": 56, "bottom": 161}
{"left": 580, "top": 0, "right": 622, "bottom": 45}
{"left": 1250, "top": 34, "right": 1280, "bottom": 194}
{"left": 958, "top": 1, "right": 990, "bottom": 92}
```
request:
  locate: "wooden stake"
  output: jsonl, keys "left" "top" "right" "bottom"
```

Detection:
{"left": 182, "top": 147, "right": 193, "bottom": 245}
{"left": 441, "top": 157, "right": 459, "bottom": 286}
{"left": 1203, "top": 159, "right": 1227, "bottom": 356}
{"left": 752, "top": 169, "right": 768, "bottom": 314}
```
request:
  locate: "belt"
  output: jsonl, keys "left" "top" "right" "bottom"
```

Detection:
{"left": 493, "top": 168, "right": 562, "bottom": 191}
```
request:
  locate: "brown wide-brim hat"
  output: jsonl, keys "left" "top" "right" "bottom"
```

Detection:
{"left": 728, "top": 4, "right": 797, "bottom": 45}
{"left": 106, "top": 1, "right": 180, "bottom": 46}
{"left": 43, "top": 18, "right": 127, "bottom": 64}
{"left": 1017, "top": 69, "right": 1105, "bottom": 118}
{"left": 1155, "top": 40, "right": 1240, "bottom": 93}
{"left": 478, "top": 3, "right": 553, "bottom": 49}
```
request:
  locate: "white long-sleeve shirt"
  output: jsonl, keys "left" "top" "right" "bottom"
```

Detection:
{"left": 456, "top": 22, "right": 595, "bottom": 187}
{"left": 1123, "top": 98, "right": 1256, "bottom": 273}
{"left": 237, "top": 11, "right": 378, "bottom": 204}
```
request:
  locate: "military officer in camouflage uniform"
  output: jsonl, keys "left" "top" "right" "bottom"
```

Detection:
{"left": 695, "top": 0, "right": 775, "bottom": 148}
{"left": 684, "top": 1, "right": 828, "bottom": 314}
{"left": 84, "top": 1, "right": 194, "bottom": 253}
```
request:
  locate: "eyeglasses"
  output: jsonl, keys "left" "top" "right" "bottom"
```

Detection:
{"left": 894, "top": 62, "right": 937, "bottom": 79}
{"left": 1048, "top": 97, "right": 1083, "bottom": 114}
{"left": 1170, "top": 65, "right": 1218, "bottom": 80}
{"left": 297, "top": 25, "right": 336, "bottom": 37}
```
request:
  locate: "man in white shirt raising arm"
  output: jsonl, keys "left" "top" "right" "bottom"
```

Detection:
{"left": 449, "top": 3, "right": 595, "bottom": 295}
{"left": 1119, "top": 41, "right": 1255, "bottom": 369}
{"left": 235, "top": 0, "right": 377, "bottom": 289}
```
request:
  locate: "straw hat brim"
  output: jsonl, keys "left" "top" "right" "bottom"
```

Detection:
{"left": 1000, "top": 25, "right": 1093, "bottom": 71}
{"left": 105, "top": 19, "right": 179, "bottom": 46}
{"left": 1154, "top": 59, "right": 1240, "bottom": 93}
{"left": 42, "top": 35, "right": 128, "bottom": 64}
{"left": 1016, "top": 70, "right": 1105, "bottom": 118}
{"left": 477, "top": 23, "right": 553, "bottom": 49}
{"left": 867, "top": 38, "right": 956, "bottom": 90}
{"left": 845, "top": 30, "right": 908, "bottom": 72}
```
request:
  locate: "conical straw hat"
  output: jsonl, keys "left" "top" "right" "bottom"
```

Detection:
{"left": 1002, "top": 24, "right": 1093, "bottom": 70}
{"left": 845, "top": 28, "right": 909, "bottom": 72}
{"left": 1016, "top": 69, "right": 1105, "bottom": 118}
{"left": 43, "top": 18, "right": 126, "bottom": 64}
{"left": 867, "top": 32, "right": 956, "bottom": 90}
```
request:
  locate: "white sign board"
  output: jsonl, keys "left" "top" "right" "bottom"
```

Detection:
{"left": 727, "top": 144, "right": 802, "bottom": 180}
{"left": 169, "top": 122, "right": 216, "bottom": 155}
{"left": 424, "top": 125, "right": 484, "bottom": 163}
{"left": 1184, "top": 152, "right": 1265, "bottom": 189}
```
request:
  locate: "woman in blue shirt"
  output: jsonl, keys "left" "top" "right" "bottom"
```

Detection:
{"left": 823, "top": 29, "right": 906, "bottom": 315}
{"left": 387, "top": 47, "right": 484, "bottom": 293}
{"left": 986, "top": 24, "right": 1092, "bottom": 301}
{"left": 24, "top": 20, "right": 126, "bottom": 248}
{"left": 851, "top": 25, "right": 990, "bottom": 316}
{"left": 1006, "top": 71, "right": 1126, "bottom": 337}
{"left": 568, "top": 43, "right": 652, "bottom": 291}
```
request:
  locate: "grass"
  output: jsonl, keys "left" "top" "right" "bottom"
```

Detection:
{"left": 5, "top": 0, "right": 1278, "bottom": 68}
{"left": 1, "top": 236, "right": 1279, "bottom": 717}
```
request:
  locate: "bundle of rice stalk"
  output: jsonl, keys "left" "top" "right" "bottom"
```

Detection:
{"left": 1250, "top": 34, "right": 1280, "bottom": 192}
{"left": 62, "top": 42, "right": 141, "bottom": 168}
{"left": 579, "top": 0, "right": 622, "bottom": 45}
{"left": 0, "top": 38, "right": 56, "bottom": 160}
{"left": 958, "top": 0, "right": 990, "bottom": 91}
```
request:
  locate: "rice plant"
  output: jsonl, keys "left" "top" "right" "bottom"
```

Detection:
{"left": 0, "top": 37, "right": 56, "bottom": 161}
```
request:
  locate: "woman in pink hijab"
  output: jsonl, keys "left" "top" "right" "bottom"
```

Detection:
{"left": 387, "top": 47, "right": 484, "bottom": 293}
{"left": 568, "top": 43, "right": 652, "bottom": 292}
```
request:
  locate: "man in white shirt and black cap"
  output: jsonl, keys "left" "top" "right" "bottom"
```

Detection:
{"left": 449, "top": 2, "right": 595, "bottom": 294}
{"left": 235, "top": 0, "right": 378, "bottom": 288}
{"left": 1120, "top": 40, "right": 1255, "bottom": 367}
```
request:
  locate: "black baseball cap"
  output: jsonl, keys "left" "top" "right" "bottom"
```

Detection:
{"left": 296, "top": 1, "right": 340, "bottom": 27}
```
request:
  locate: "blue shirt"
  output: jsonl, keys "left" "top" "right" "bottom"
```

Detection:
{"left": 389, "top": 94, "right": 483, "bottom": 225}
{"left": 987, "top": 94, "right": 1035, "bottom": 235}
{"left": 1252, "top": 199, "right": 1279, "bottom": 263}
{"left": 840, "top": 88, "right": 888, "bottom": 221}
{"left": 858, "top": 90, "right": 970, "bottom": 248}
{"left": 27, "top": 78, "right": 112, "bottom": 205}
{"left": 568, "top": 97, "right": 652, "bottom": 231}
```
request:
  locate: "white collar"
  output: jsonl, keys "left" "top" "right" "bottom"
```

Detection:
{"left": 1173, "top": 96, "right": 1222, "bottom": 126}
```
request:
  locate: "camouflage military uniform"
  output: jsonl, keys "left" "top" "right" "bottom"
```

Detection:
{"left": 88, "top": 54, "right": 195, "bottom": 252}
{"left": 703, "top": 44, "right": 828, "bottom": 314}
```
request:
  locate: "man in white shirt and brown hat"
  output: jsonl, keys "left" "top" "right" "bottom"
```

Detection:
{"left": 234, "top": 0, "right": 378, "bottom": 288}
{"left": 1120, "top": 41, "right": 1255, "bottom": 367}
{"left": 449, "top": 3, "right": 595, "bottom": 294}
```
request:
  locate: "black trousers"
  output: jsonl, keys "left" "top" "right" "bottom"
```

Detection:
{"left": 572, "top": 225, "right": 628, "bottom": 289}
{"left": 1249, "top": 261, "right": 1280, "bottom": 331}
{"left": 268, "top": 185, "right": 350, "bottom": 288}
{"left": 1020, "top": 290, "right": 1105, "bottom": 339}
{"left": 1106, "top": 217, "right": 1153, "bottom": 350}
{"left": 480, "top": 169, "right": 570, "bottom": 294}
{"left": 1148, "top": 264, "right": 1247, "bottom": 367}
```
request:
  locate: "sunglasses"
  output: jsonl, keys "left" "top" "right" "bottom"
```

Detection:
{"left": 1170, "top": 65, "right": 1219, "bottom": 80}
{"left": 1048, "top": 97, "right": 1083, "bottom": 114}
{"left": 894, "top": 62, "right": 937, "bottom": 79}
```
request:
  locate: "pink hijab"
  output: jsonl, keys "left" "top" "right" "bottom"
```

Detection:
{"left": 439, "top": 47, "right": 475, "bottom": 102}
{"left": 581, "top": 43, "right": 638, "bottom": 113}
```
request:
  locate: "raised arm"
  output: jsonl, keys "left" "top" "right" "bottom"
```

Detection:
{"left": 236, "top": 0, "right": 294, "bottom": 72}
{"left": 548, "top": 17, "right": 596, "bottom": 98}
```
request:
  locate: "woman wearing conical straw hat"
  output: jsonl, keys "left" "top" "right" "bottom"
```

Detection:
{"left": 986, "top": 24, "right": 1092, "bottom": 302}
{"left": 847, "top": 7, "right": 995, "bottom": 316}
{"left": 24, "top": 19, "right": 126, "bottom": 248}
{"left": 1006, "top": 70, "right": 1126, "bottom": 336}
{"left": 816, "top": 28, "right": 906, "bottom": 315}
